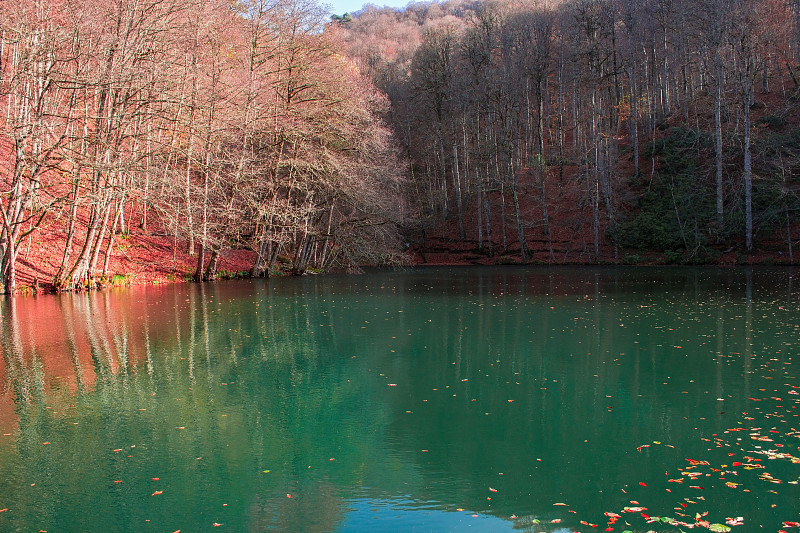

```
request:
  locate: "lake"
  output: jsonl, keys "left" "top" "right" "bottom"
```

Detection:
{"left": 0, "top": 267, "right": 798, "bottom": 532}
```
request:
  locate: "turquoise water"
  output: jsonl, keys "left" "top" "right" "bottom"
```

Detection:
{"left": 0, "top": 267, "right": 798, "bottom": 532}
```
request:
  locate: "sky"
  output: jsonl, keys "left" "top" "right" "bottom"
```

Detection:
{"left": 324, "top": 0, "right": 411, "bottom": 17}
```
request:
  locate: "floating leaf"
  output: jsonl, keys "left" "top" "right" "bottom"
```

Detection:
{"left": 709, "top": 524, "right": 731, "bottom": 532}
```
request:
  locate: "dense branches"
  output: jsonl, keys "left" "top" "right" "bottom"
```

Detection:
{"left": 0, "top": 0, "right": 407, "bottom": 293}
{"left": 342, "top": 0, "right": 800, "bottom": 263}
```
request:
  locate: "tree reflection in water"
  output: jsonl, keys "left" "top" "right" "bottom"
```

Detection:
{"left": 0, "top": 268, "right": 796, "bottom": 532}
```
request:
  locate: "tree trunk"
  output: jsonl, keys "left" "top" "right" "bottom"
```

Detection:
{"left": 628, "top": 65, "right": 640, "bottom": 178}
{"left": 88, "top": 196, "right": 113, "bottom": 278}
{"left": 483, "top": 171, "right": 493, "bottom": 257}
{"left": 714, "top": 55, "right": 724, "bottom": 229}
{"left": 786, "top": 204, "right": 794, "bottom": 263}
{"left": 744, "top": 65, "right": 753, "bottom": 251}
{"left": 205, "top": 249, "right": 220, "bottom": 281}
{"left": 510, "top": 155, "right": 527, "bottom": 261}
{"left": 452, "top": 143, "right": 465, "bottom": 240}
{"left": 537, "top": 86, "right": 553, "bottom": 261}
{"left": 102, "top": 199, "right": 124, "bottom": 278}
{"left": 185, "top": 137, "right": 195, "bottom": 255}
{"left": 476, "top": 173, "right": 483, "bottom": 251}
{"left": 194, "top": 242, "right": 206, "bottom": 282}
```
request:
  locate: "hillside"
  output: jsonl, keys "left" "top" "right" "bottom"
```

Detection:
{"left": 338, "top": 0, "right": 800, "bottom": 267}
{"left": 5, "top": 0, "right": 800, "bottom": 296}
{"left": 0, "top": 0, "right": 408, "bottom": 294}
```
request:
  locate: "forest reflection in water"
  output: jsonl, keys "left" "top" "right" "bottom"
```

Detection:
{"left": 0, "top": 267, "right": 798, "bottom": 532}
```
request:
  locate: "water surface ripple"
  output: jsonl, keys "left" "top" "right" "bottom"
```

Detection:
{"left": 0, "top": 267, "right": 798, "bottom": 532}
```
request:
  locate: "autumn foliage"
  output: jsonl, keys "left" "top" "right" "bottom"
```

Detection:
{"left": 0, "top": 0, "right": 408, "bottom": 294}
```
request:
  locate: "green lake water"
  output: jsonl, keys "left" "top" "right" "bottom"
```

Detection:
{"left": 0, "top": 266, "right": 798, "bottom": 532}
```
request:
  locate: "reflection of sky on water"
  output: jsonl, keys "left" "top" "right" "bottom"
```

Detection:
{"left": 339, "top": 498, "right": 517, "bottom": 532}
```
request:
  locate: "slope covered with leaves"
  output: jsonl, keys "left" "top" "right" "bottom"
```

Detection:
{"left": 0, "top": 0, "right": 410, "bottom": 294}
{"left": 339, "top": 0, "right": 800, "bottom": 266}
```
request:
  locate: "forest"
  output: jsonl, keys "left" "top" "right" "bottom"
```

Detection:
{"left": 0, "top": 0, "right": 408, "bottom": 294}
{"left": 1, "top": 0, "right": 800, "bottom": 294}
{"left": 340, "top": 0, "right": 800, "bottom": 265}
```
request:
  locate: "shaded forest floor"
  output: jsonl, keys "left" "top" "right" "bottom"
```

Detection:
{"left": 408, "top": 81, "right": 800, "bottom": 268}
{"left": 408, "top": 197, "right": 799, "bottom": 268}
{"left": 406, "top": 164, "right": 800, "bottom": 268}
